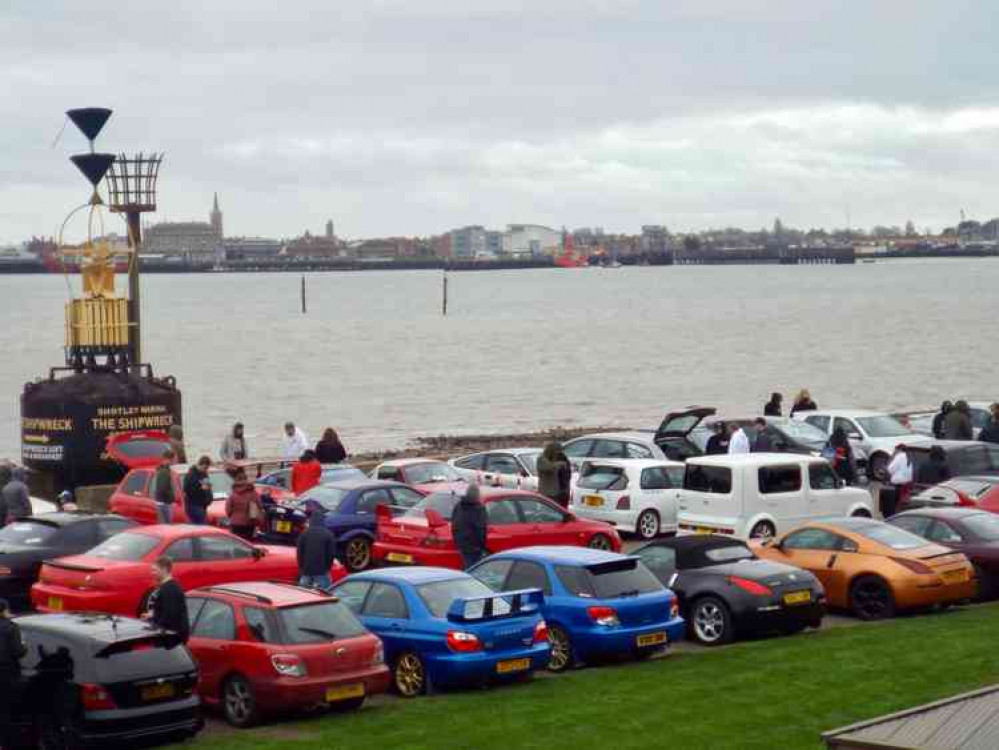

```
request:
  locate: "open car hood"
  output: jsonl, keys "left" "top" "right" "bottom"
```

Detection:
{"left": 105, "top": 430, "right": 173, "bottom": 470}
{"left": 655, "top": 406, "right": 717, "bottom": 443}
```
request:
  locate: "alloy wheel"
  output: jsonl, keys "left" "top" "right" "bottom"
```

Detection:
{"left": 693, "top": 601, "right": 726, "bottom": 644}
{"left": 345, "top": 538, "right": 371, "bottom": 571}
{"left": 851, "top": 577, "right": 893, "bottom": 620}
{"left": 547, "top": 626, "right": 573, "bottom": 672}
{"left": 588, "top": 534, "right": 612, "bottom": 550}
{"left": 224, "top": 676, "right": 256, "bottom": 727}
{"left": 395, "top": 653, "right": 425, "bottom": 697}
{"left": 637, "top": 510, "right": 660, "bottom": 540}
{"left": 749, "top": 522, "right": 775, "bottom": 541}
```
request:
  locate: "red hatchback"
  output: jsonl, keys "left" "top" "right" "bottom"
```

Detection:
{"left": 109, "top": 465, "right": 233, "bottom": 528}
{"left": 186, "top": 582, "right": 390, "bottom": 727}
{"left": 31, "top": 525, "right": 347, "bottom": 617}
{"left": 372, "top": 488, "right": 622, "bottom": 569}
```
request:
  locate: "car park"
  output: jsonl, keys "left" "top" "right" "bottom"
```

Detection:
{"left": 693, "top": 417, "right": 830, "bottom": 456}
{"left": 184, "top": 582, "right": 391, "bottom": 726}
{"left": 449, "top": 448, "right": 542, "bottom": 490}
{"left": 0, "top": 512, "right": 137, "bottom": 610}
{"left": 633, "top": 535, "right": 825, "bottom": 645}
{"left": 31, "top": 525, "right": 346, "bottom": 617}
{"left": 333, "top": 567, "right": 549, "bottom": 696}
{"left": 255, "top": 464, "right": 367, "bottom": 503}
{"left": 262, "top": 479, "right": 426, "bottom": 570}
{"left": 889, "top": 508, "right": 999, "bottom": 600}
{"left": 752, "top": 518, "right": 975, "bottom": 619}
{"left": 372, "top": 458, "right": 468, "bottom": 494}
{"left": 373, "top": 487, "right": 622, "bottom": 569}
{"left": 10, "top": 613, "right": 202, "bottom": 749}
{"left": 900, "top": 476, "right": 999, "bottom": 512}
{"left": 108, "top": 464, "right": 235, "bottom": 528}
{"left": 469, "top": 546, "right": 684, "bottom": 671}
{"left": 676, "top": 454, "right": 874, "bottom": 541}
{"left": 570, "top": 459, "right": 685, "bottom": 539}
{"left": 906, "top": 441, "right": 999, "bottom": 480}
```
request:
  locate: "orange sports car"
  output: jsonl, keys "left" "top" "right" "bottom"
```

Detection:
{"left": 750, "top": 517, "right": 975, "bottom": 619}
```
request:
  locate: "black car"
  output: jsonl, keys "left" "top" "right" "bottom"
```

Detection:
{"left": 653, "top": 406, "right": 717, "bottom": 461}
{"left": 693, "top": 417, "right": 829, "bottom": 456}
{"left": 10, "top": 613, "right": 203, "bottom": 749}
{"left": 0, "top": 513, "right": 137, "bottom": 610}
{"left": 633, "top": 535, "right": 826, "bottom": 645}
{"left": 907, "top": 441, "right": 999, "bottom": 480}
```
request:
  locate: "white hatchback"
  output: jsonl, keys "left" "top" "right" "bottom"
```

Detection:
{"left": 570, "top": 459, "right": 685, "bottom": 539}
{"left": 449, "top": 448, "right": 542, "bottom": 491}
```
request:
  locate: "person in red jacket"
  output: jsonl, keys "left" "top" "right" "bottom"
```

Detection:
{"left": 291, "top": 449, "right": 323, "bottom": 496}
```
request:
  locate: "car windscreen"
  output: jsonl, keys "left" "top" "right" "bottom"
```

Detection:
{"left": 585, "top": 559, "right": 663, "bottom": 598}
{"left": 277, "top": 601, "right": 368, "bottom": 643}
{"left": 852, "top": 523, "right": 926, "bottom": 550}
{"left": 856, "top": 416, "right": 911, "bottom": 438}
{"left": 88, "top": 532, "right": 160, "bottom": 561}
{"left": 406, "top": 463, "right": 460, "bottom": 484}
{"left": 517, "top": 452, "right": 540, "bottom": 476}
{"left": 300, "top": 486, "right": 350, "bottom": 512}
{"left": 404, "top": 493, "right": 460, "bottom": 520}
{"left": 0, "top": 521, "right": 58, "bottom": 546}
{"left": 418, "top": 578, "right": 498, "bottom": 618}
{"left": 577, "top": 466, "right": 628, "bottom": 491}
{"left": 775, "top": 421, "right": 828, "bottom": 450}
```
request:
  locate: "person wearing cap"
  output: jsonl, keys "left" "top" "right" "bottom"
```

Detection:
{"left": 979, "top": 404, "right": 999, "bottom": 445}
{"left": 220, "top": 422, "right": 249, "bottom": 462}
{"left": 886, "top": 444, "right": 914, "bottom": 516}
{"left": 0, "top": 597, "right": 26, "bottom": 750}
{"left": 56, "top": 490, "right": 78, "bottom": 513}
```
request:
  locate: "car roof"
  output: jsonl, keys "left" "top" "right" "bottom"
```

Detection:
{"left": 15, "top": 612, "right": 159, "bottom": 643}
{"left": 489, "top": 545, "right": 630, "bottom": 565}
{"left": 579, "top": 458, "right": 683, "bottom": 469}
{"left": 24, "top": 512, "right": 127, "bottom": 528}
{"left": 894, "top": 507, "right": 992, "bottom": 520}
{"left": 568, "top": 431, "right": 656, "bottom": 442}
{"left": 813, "top": 517, "right": 892, "bottom": 534}
{"left": 459, "top": 447, "right": 541, "bottom": 457}
{"left": 643, "top": 534, "right": 748, "bottom": 551}
{"left": 133, "top": 524, "right": 231, "bottom": 540}
{"left": 688, "top": 453, "right": 823, "bottom": 467}
{"left": 378, "top": 458, "right": 445, "bottom": 468}
{"left": 347, "top": 566, "right": 467, "bottom": 585}
{"left": 193, "top": 581, "right": 331, "bottom": 607}
{"left": 316, "top": 478, "right": 404, "bottom": 491}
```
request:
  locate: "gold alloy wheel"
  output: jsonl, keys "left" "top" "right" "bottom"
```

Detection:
{"left": 345, "top": 538, "right": 371, "bottom": 570}
{"left": 395, "top": 653, "right": 425, "bottom": 697}
{"left": 547, "top": 626, "right": 572, "bottom": 672}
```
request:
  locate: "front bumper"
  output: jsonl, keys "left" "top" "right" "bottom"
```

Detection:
{"left": 572, "top": 616, "right": 686, "bottom": 661}
{"left": 252, "top": 665, "right": 391, "bottom": 710}
{"left": 425, "top": 642, "right": 551, "bottom": 688}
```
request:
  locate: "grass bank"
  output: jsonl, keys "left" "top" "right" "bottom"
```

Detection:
{"left": 190, "top": 604, "right": 999, "bottom": 750}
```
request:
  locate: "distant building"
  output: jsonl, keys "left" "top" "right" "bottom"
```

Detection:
{"left": 144, "top": 195, "right": 223, "bottom": 260}
{"left": 210, "top": 193, "right": 223, "bottom": 238}
{"left": 640, "top": 225, "right": 671, "bottom": 254}
{"left": 446, "top": 225, "right": 503, "bottom": 259}
{"left": 503, "top": 224, "right": 561, "bottom": 257}
{"left": 349, "top": 237, "right": 419, "bottom": 260}
{"left": 284, "top": 231, "right": 342, "bottom": 258}
{"left": 325, "top": 219, "right": 335, "bottom": 239}
{"left": 223, "top": 237, "right": 283, "bottom": 260}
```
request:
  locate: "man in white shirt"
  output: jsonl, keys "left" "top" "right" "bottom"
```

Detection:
{"left": 281, "top": 422, "right": 309, "bottom": 462}
{"left": 728, "top": 424, "right": 751, "bottom": 455}
{"left": 886, "top": 443, "right": 913, "bottom": 515}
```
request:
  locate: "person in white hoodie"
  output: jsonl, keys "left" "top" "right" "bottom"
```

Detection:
{"left": 886, "top": 443, "right": 914, "bottom": 516}
{"left": 728, "top": 424, "right": 751, "bottom": 455}
{"left": 281, "top": 422, "right": 309, "bottom": 462}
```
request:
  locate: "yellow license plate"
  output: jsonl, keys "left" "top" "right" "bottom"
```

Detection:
{"left": 48, "top": 596, "right": 63, "bottom": 611}
{"left": 326, "top": 683, "right": 365, "bottom": 702}
{"left": 387, "top": 552, "right": 414, "bottom": 564}
{"left": 275, "top": 520, "right": 292, "bottom": 533}
{"left": 496, "top": 658, "right": 531, "bottom": 674}
{"left": 141, "top": 683, "right": 175, "bottom": 701}
{"left": 695, "top": 527, "right": 713, "bottom": 535}
{"left": 584, "top": 495, "right": 604, "bottom": 507}
{"left": 943, "top": 569, "right": 970, "bottom": 583}
{"left": 636, "top": 632, "right": 667, "bottom": 648}
{"left": 783, "top": 590, "right": 811, "bottom": 606}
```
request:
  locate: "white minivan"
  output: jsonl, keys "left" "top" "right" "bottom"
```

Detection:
{"left": 676, "top": 454, "right": 875, "bottom": 541}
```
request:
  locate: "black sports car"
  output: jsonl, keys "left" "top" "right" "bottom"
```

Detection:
{"left": 633, "top": 534, "right": 826, "bottom": 645}
{"left": 0, "top": 512, "right": 136, "bottom": 610}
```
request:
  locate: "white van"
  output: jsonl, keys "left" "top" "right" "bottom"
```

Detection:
{"left": 676, "top": 454, "right": 875, "bottom": 541}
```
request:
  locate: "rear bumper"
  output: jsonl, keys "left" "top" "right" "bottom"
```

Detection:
{"left": 895, "top": 578, "right": 977, "bottom": 609}
{"left": 737, "top": 600, "right": 826, "bottom": 634}
{"left": 30, "top": 584, "right": 132, "bottom": 616}
{"left": 252, "top": 665, "right": 391, "bottom": 710}
{"left": 78, "top": 696, "right": 203, "bottom": 747}
{"left": 372, "top": 542, "right": 463, "bottom": 570}
{"left": 573, "top": 616, "right": 686, "bottom": 660}
{"left": 425, "top": 643, "right": 550, "bottom": 687}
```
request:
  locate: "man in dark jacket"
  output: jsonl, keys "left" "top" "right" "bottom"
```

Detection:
{"left": 154, "top": 450, "right": 176, "bottom": 524}
{"left": 182, "top": 456, "right": 213, "bottom": 524}
{"left": 452, "top": 485, "right": 489, "bottom": 569}
{"left": 0, "top": 597, "right": 26, "bottom": 750}
{"left": 1, "top": 467, "right": 31, "bottom": 524}
{"left": 144, "top": 557, "right": 189, "bottom": 642}
{"left": 297, "top": 513, "right": 336, "bottom": 591}
{"left": 980, "top": 404, "right": 999, "bottom": 445}
{"left": 752, "top": 419, "right": 773, "bottom": 452}
{"left": 705, "top": 422, "right": 730, "bottom": 455}
{"left": 932, "top": 401, "right": 953, "bottom": 440}
{"left": 944, "top": 401, "right": 974, "bottom": 441}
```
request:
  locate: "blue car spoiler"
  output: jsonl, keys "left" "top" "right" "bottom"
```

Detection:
{"left": 445, "top": 588, "right": 544, "bottom": 623}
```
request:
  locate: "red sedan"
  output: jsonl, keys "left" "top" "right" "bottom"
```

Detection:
{"left": 372, "top": 487, "right": 622, "bottom": 569}
{"left": 31, "top": 525, "right": 346, "bottom": 617}
{"left": 109, "top": 465, "right": 233, "bottom": 528}
{"left": 372, "top": 459, "right": 469, "bottom": 495}
{"left": 186, "top": 582, "right": 390, "bottom": 727}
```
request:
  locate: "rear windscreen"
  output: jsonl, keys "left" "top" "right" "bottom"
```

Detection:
{"left": 112, "top": 439, "right": 171, "bottom": 458}
{"left": 404, "top": 493, "right": 460, "bottom": 520}
{"left": 94, "top": 638, "right": 195, "bottom": 683}
{"left": 577, "top": 466, "right": 628, "bottom": 491}
{"left": 558, "top": 560, "right": 663, "bottom": 598}
{"left": 88, "top": 532, "right": 159, "bottom": 561}
{"left": 276, "top": 602, "right": 368, "bottom": 643}
{"left": 0, "top": 521, "right": 58, "bottom": 546}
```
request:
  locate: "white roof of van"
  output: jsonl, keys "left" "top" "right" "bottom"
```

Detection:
{"left": 579, "top": 458, "right": 683, "bottom": 469}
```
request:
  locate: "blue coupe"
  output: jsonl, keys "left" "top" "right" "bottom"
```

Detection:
{"left": 469, "top": 546, "right": 684, "bottom": 671}
{"left": 333, "top": 567, "right": 551, "bottom": 696}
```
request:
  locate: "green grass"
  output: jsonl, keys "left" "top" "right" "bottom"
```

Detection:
{"left": 191, "top": 605, "right": 999, "bottom": 750}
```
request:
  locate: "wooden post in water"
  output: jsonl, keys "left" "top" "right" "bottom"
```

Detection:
{"left": 301, "top": 275, "right": 307, "bottom": 314}
{"left": 442, "top": 271, "right": 448, "bottom": 317}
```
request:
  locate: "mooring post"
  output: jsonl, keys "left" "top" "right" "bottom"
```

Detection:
{"left": 301, "top": 275, "right": 306, "bottom": 314}
{"left": 442, "top": 271, "right": 448, "bottom": 317}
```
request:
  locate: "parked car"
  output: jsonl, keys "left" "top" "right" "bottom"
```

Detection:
{"left": 900, "top": 476, "right": 999, "bottom": 512}
{"left": 752, "top": 518, "right": 975, "bottom": 619}
{"left": 469, "top": 546, "right": 684, "bottom": 671}
{"left": 262, "top": 479, "right": 426, "bottom": 570}
{"left": 907, "top": 402, "right": 993, "bottom": 439}
{"left": 652, "top": 406, "right": 718, "bottom": 461}
{"left": 372, "top": 459, "right": 468, "bottom": 494}
{"left": 889, "top": 508, "right": 999, "bottom": 600}
{"left": 255, "top": 464, "right": 366, "bottom": 503}
{"left": 693, "top": 417, "right": 830, "bottom": 456}
{"left": 373, "top": 488, "right": 622, "bottom": 569}
{"left": 633, "top": 535, "right": 825, "bottom": 645}
{"left": 0, "top": 512, "right": 137, "bottom": 610}
{"left": 570, "top": 459, "right": 685, "bottom": 539}
{"left": 449, "top": 448, "right": 542, "bottom": 491}
{"left": 10, "top": 613, "right": 202, "bottom": 749}
{"left": 108, "top": 464, "right": 235, "bottom": 528}
{"left": 332, "top": 567, "right": 550, "bottom": 696}
{"left": 791, "top": 409, "right": 932, "bottom": 481}
{"left": 906, "top": 441, "right": 999, "bottom": 481}
{"left": 677, "top": 454, "right": 874, "bottom": 541}
{"left": 31, "top": 525, "right": 346, "bottom": 617}
{"left": 184, "top": 581, "right": 391, "bottom": 726}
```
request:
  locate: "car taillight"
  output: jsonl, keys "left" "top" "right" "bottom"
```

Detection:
{"left": 616, "top": 495, "right": 631, "bottom": 510}
{"left": 587, "top": 606, "right": 619, "bottom": 627}
{"left": 669, "top": 598, "right": 680, "bottom": 620}
{"left": 371, "top": 641, "right": 385, "bottom": 665}
{"left": 0, "top": 566, "right": 11, "bottom": 576}
{"left": 533, "top": 620, "right": 549, "bottom": 643}
{"left": 891, "top": 557, "right": 934, "bottom": 575}
{"left": 271, "top": 654, "right": 307, "bottom": 677}
{"left": 422, "top": 531, "right": 447, "bottom": 548}
{"left": 446, "top": 630, "right": 483, "bottom": 653}
{"left": 728, "top": 576, "right": 773, "bottom": 597}
{"left": 81, "top": 683, "right": 116, "bottom": 711}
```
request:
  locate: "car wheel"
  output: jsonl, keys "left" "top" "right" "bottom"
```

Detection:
{"left": 868, "top": 453, "right": 889, "bottom": 482}
{"left": 587, "top": 533, "right": 613, "bottom": 550}
{"left": 547, "top": 625, "right": 575, "bottom": 672}
{"left": 394, "top": 652, "right": 426, "bottom": 697}
{"left": 851, "top": 509, "right": 872, "bottom": 518}
{"left": 223, "top": 674, "right": 259, "bottom": 728}
{"left": 748, "top": 521, "right": 776, "bottom": 541}
{"left": 782, "top": 622, "right": 807, "bottom": 636}
{"left": 690, "top": 597, "right": 734, "bottom": 646}
{"left": 636, "top": 510, "right": 661, "bottom": 540}
{"left": 973, "top": 563, "right": 993, "bottom": 601}
{"left": 344, "top": 538, "right": 372, "bottom": 572}
{"left": 849, "top": 575, "right": 896, "bottom": 620}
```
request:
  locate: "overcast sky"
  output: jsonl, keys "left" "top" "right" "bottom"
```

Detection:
{"left": 2, "top": 0, "right": 998, "bottom": 243}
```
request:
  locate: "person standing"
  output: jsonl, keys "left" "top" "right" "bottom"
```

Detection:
{"left": 555, "top": 445, "right": 572, "bottom": 509}
{"left": 296, "top": 513, "right": 337, "bottom": 591}
{"left": 728, "top": 424, "right": 751, "bottom": 455}
{"left": 220, "top": 422, "right": 248, "bottom": 462}
{"left": 763, "top": 393, "right": 783, "bottom": 417}
{"left": 705, "top": 422, "right": 730, "bottom": 455}
{"left": 944, "top": 400, "right": 974, "bottom": 441}
{"left": 225, "top": 468, "right": 263, "bottom": 540}
{"left": 979, "top": 404, "right": 999, "bottom": 444}
{"left": 917, "top": 446, "right": 951, "bottom": 487}
{"left": 537, "top": 442, "right": 569, "bottom": 505}
{"left": 932, "top": 401, "right": 953, "bottom": 440}
{"left": 828, "top": 427, "right": 856, "bottom": 485}
{"left": 282, "top": 422, "right": 310, "bottom": 462}
{"left": 0, "top": 597, "right": 26, "bottom": 750}
{"left": 168, "top": 425, "right": 187, "bottom": 465}
{"left": 154, "top": 450, "right": 176, "bottom": 524}
{"left": 789, "top": 389, "right": 817, "bottom": 416}
{"left": 451, "top": 485, "right": 489, "bottom": 569}
{"left": 751, "top": 418, "right": 773, "bottom": 452}
{"left": 315, "top": 428, "right": 348, "bottom": 464}
{"left": 1, "top": 468, "right": 31, "bottom": 525}
{"left": 291, "top": 450, "right": 323, "bottom": 496}
{"left": 886, "top": 444, "right": 914, "bottom": 517}
{"left": 144, "top": 557, "right": 190, "bottom": 642}
{"left": 182, "top": 456, "right": 213, "bottom": 525}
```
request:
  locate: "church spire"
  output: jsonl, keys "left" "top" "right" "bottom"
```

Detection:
{"left": 210, "top": 193, "right": 223, "bottom": 239}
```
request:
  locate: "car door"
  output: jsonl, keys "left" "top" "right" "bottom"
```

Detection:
{"left": 484, "top": 454, "right": 524, "bottom": 489}
{"left": 195, "top": 535, "right": 258, "bottom": 586}
{"left": 187, "top": 597, "right": 236, "bottom": 698}
{"left": 639, "top": 466, "right": 679, "bottom": 530}
{"left": 483, "top": 498, "right": 523, "bottom": 553}
{"left": 563, "top": 440, "right": 594, "bottom": 471}
{"left": 774, "top": 527, "right": 853, "bottom": 603}
{"left": 114, "top": 470, "right": 153, "bottom": 522}
{"left": 807, "top": 462, "right": 851, "bottom": 517}
{"left": 161, "top": 537, "right": 201, "bottom": 589}
{"left": 351, "top": 488, "right": 395, "bottom": 536}
{"left": 360, "top": 582, "right": 410, "bottom": 658}
{"left": 513, "top": 497, "right": 576, "bottom": 546}
{"left": 756, "top": 464, "right": 804, "bottom": 532}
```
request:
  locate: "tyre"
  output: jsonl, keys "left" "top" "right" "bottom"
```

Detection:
{"left": 343, "top": 537, "right": 372, "bottom": 572}
{"left": 222, "top": 674, "right": 259, "bottom": 728}
{"left": 748, "top": 521, "right": 776, "bottom": 541}
{"left": 636, "top": 510, "right": 661, "bottom": 540}
{"left": 547, "top": 625, "right": 575, "bottom": 672}
{"left": 689, "top": 596, "right": 734, "bottom": 646}
{"left": 393, "top": 652, "right": 426, "bottom": 697}
{"left": 851, "top": 509, "right": 872, "bottom": 518}
{"left": 782, "top": 622, "right": 807, "bottom": 636}
{"left": 587, "top": 533, "right": 613, "bottom": 550}
{"left": 973, "top": 563, "right": 993, "bottom": 601}
{"left": 849, "top": 575, "right": 896, "bottom": 620}
{"left": 868, "top": 453, "right": 889, "bottom": 482}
